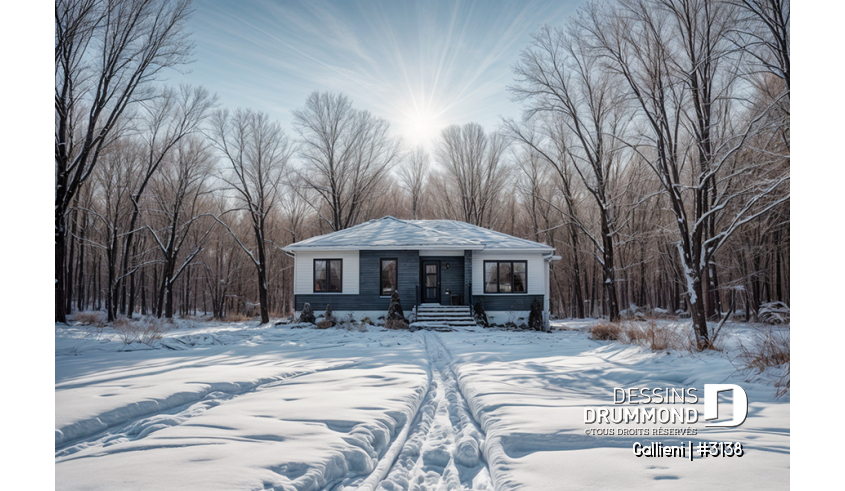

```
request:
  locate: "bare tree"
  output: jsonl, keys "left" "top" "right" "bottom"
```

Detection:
{"left": 585, "top": 0, "right": 789, "bottom": 345}
{"left": 86, "top": 140, "right": 143, "bottom": 321}
{"left": 514, "top": 147, "right": 586, "bottom": 318}
{"left": 144, "top": 137, "right": 216, "bottom": 318}
{"left": 293, "top": 92, "right": 403, "bottom": 231}
{"left": 434, "top": 123, "right": 509, "bottom": 228}
{"left": 396, "top": 146, "right": 431, "bottom": 219}
{"left": 210, "top": 109, "right": 293, "bottom": 324}
{"left": 55, "top": 0, "right": 194, "bottom": 322}
{"left": 509, "top": 23, "right": 632, "bottom": 321}
{"left": 115, "top": 85, "right": 216, "bottom": 315}
{"left": 733, "top": 0, "right": 790, "bottom": 90}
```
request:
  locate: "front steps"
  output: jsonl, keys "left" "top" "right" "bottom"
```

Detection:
{"left": 412, "top": 304, "right": 477, "bottom": 328}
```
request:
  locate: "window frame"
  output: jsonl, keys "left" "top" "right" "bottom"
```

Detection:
{"left": 483, "top": 260, "right": 528, "bottom": 294}
{"left": 313, "top": 258, "right": 343, "bottom": 293}
{"left": 380, "top": 258, "right": 399, "bottom": 297}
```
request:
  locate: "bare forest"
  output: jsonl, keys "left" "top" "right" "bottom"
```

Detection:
{"left": 55, "top": 0, "right": 789, "bottom": 347}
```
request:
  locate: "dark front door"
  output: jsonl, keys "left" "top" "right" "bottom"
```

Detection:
{"left": 422, "top": 261, "right": 440, "bottom": 303}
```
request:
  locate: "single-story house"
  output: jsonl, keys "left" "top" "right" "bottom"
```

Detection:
{"left": 283, "top": 216, "right": 559, "bottom": 327}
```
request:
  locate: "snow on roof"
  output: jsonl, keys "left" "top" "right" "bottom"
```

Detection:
{"left": 408, "top": 220, "right": 554, "bottom": 251}
{"left": 284, "top": 216, "right": 554, "bottom": 252}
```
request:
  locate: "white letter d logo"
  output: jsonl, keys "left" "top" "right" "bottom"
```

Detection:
{"left": 704, "top": 384, "right": 748, "bottom": 427}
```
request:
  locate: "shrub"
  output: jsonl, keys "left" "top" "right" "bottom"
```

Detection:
{"left": 224, "top": 313, "right": 253, "bottom": 322}
{"left": 299, "top": 303, "right": 316, "bottom": 324}
{"left": 113, "top": 317, "right": 169, "bottom": 347}
{"left": 384, "top": 318, "right": 409, "bottom": 330}
{"left": 316, "top": 320, "right": 333, "bottom": 329}
{"left": 387, "top": 290, "right": 405, "bottom": 321}
{"left": 528, "top": 298, "right": 544, "bottom": 330}
{"left": 360, "top": 317, "right": 373, "bottom": 325}
{"left": 473, "top": 300, "right": 488, "bottom": 327}
{"left": 324, "top": 304, "right": 337, "bottom": 327}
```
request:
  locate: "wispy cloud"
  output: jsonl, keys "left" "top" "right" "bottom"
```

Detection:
{"left": 175, "top": 0, "right": 582, "bottom": 146}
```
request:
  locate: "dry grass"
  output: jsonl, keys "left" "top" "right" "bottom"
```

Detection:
{"left": 591, "top": 320, "right": 692, "bottom": 351}
{"left": 316, "top": 320, "right": 333, "bottom": 329}
{"left": 113, "top": 317, "right": 169, "bottom": 346}
{"left": 738, "top": 328, "right": 790, "bottom": 369}
{"left": 223, "top": 313, "right": 254, "bottom": 322}
{"left": 627, "top": 321, "right": 691, "bottom": 351}
{"left": 736, "top": 327, "right": 790, "bottom": 397}
{"left": 71, "top": 311, "right": 106, "bottom": 327}
{"left": 384, "top": 318, "right": 409, "bottom": 330}
{"left": 589, "top": 322, "right": 622, "bottom": 340}
{"left": 341, "top": 321, "right": 368, "bottom": 333}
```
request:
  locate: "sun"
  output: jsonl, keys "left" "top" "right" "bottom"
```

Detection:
{"left": 400, "top": 104, "right": 443, "bottom": 147}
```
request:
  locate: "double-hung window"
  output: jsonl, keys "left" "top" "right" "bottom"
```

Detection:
{"left": 380, "top": 258, "right": 398, "bottom": 296}
{"left": 314, "top": 259, "right": 342, "bottom": 292}
{"left": 483, "top": 261, "right": 527, "bottom": 293}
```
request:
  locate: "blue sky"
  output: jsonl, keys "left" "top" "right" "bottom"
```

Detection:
{"left": 172, "top": 0, "right": 583, "bottom": 147}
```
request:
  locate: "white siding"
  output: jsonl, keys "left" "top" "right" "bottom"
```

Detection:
{"left": 472, "top": 251, "right": 545, "bottom": 295}
{"left": 294, "top": 251, "right": 359, "bottom": 295}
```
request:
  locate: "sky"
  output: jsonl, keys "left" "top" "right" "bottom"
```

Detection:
{"left": 171, "top": 0, "right": 584, "bottom": 149}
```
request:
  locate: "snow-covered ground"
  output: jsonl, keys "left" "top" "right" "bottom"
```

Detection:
{"left": 55, "top": 318, "right": 789, "bottom": 490}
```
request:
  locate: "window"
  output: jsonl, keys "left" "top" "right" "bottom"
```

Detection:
{"left": 314, "top": 259, "right": 342, "bottom": 292}
{"left": 380, "top": 258, "right": 397, "bottom": 296}
{"left": 483, "top": 261, "right": 527, "bottom": 293}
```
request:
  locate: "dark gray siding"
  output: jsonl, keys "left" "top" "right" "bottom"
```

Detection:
{"left": 421, "top": 256, "right": 465, "bottom": 305}
{"left": 295, "top": 294, "right": 366, "bottom": 312}
{"left": 359, "top": 250, "right": 420, "bottom": 310}
{"left": 464, "top": 250, "right": 472, "bottom": 307}
{"left": 297, "top": 250, "right": 419, "bottom": 313}
{"left": 473, "top": 294, "right": 544, "bottom": 312}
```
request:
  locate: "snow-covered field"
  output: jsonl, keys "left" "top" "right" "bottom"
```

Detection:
{"left": 55, "top": 318, "right": 789, "bottom": 490}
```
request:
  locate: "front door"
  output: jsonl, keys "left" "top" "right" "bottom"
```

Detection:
{"left": 422, "top": 261, "right": 440, "bottom": 303}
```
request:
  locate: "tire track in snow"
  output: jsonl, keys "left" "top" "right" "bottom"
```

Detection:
{"left": 55, "top": 360, "right": 356, "bottom": 456}
{"left": 364, "top": 331, "right": 494, "bottom": 491}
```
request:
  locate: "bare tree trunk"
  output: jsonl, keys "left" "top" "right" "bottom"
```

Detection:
{"left": 570, "top": 225, "right": 585, "bottom": 318}
{"left": 55, "top": 216, "right": 67, "bottom": 322}
{"left": 66, "top": 202, "right": 78, "bottom": 315}
{"left": 76, "top": 206, "right": 87, "bottom": 312}
{"left": 140, "top": 266, "right": 147, "bottom": 315}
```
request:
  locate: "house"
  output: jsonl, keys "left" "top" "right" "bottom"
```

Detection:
{"left": 283, "top": 216, "right": 559, "bottom": 327}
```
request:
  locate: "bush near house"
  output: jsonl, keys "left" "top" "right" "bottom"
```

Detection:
{"left": 528, "top": 298, "right": 544, "bottom": 330}
{"left": 299, "top": 303, "right": 316, "bottom": 324}
{"left": 324, "top": 304, "right": 337, "bottom": 327}
{"left": 473, "top": 300, "right": 488, "bottom": 327}
{"left": 387, "top": 290, "right": 405, "bottom": 321}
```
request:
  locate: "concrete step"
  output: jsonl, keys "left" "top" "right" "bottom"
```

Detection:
{"left": 417, "top": 319, "right": 475, "bottom": 324}
{"left": 417, "top": 312, "right": 472, "bottom": 317}
{"left": 410, "top": 319, "right": 479, "bottom": 329}
{"left": 416, "top": 311, "right": 473, "bottom": 317}
{"left": 417, "top": 307, "right": 470, "bottom": 314}
{"left": 415, "top": 305, "right": 475, "bottom": 327}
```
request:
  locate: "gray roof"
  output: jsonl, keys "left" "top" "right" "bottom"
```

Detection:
{"left": 284, "top": 216, "right": 554, "bottom": 252}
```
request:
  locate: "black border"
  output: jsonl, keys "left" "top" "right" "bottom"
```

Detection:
{"left": 380, "top": 258, "right": 398, "bottom": 296}
{"left": 421, "top": 260, "right": 441, "bottom": 302}
{"left": 483, "top": 260, "right": 528, "bottom": 293}
{"left": 313, "top": 258, "right": 343, "bottom": 293}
